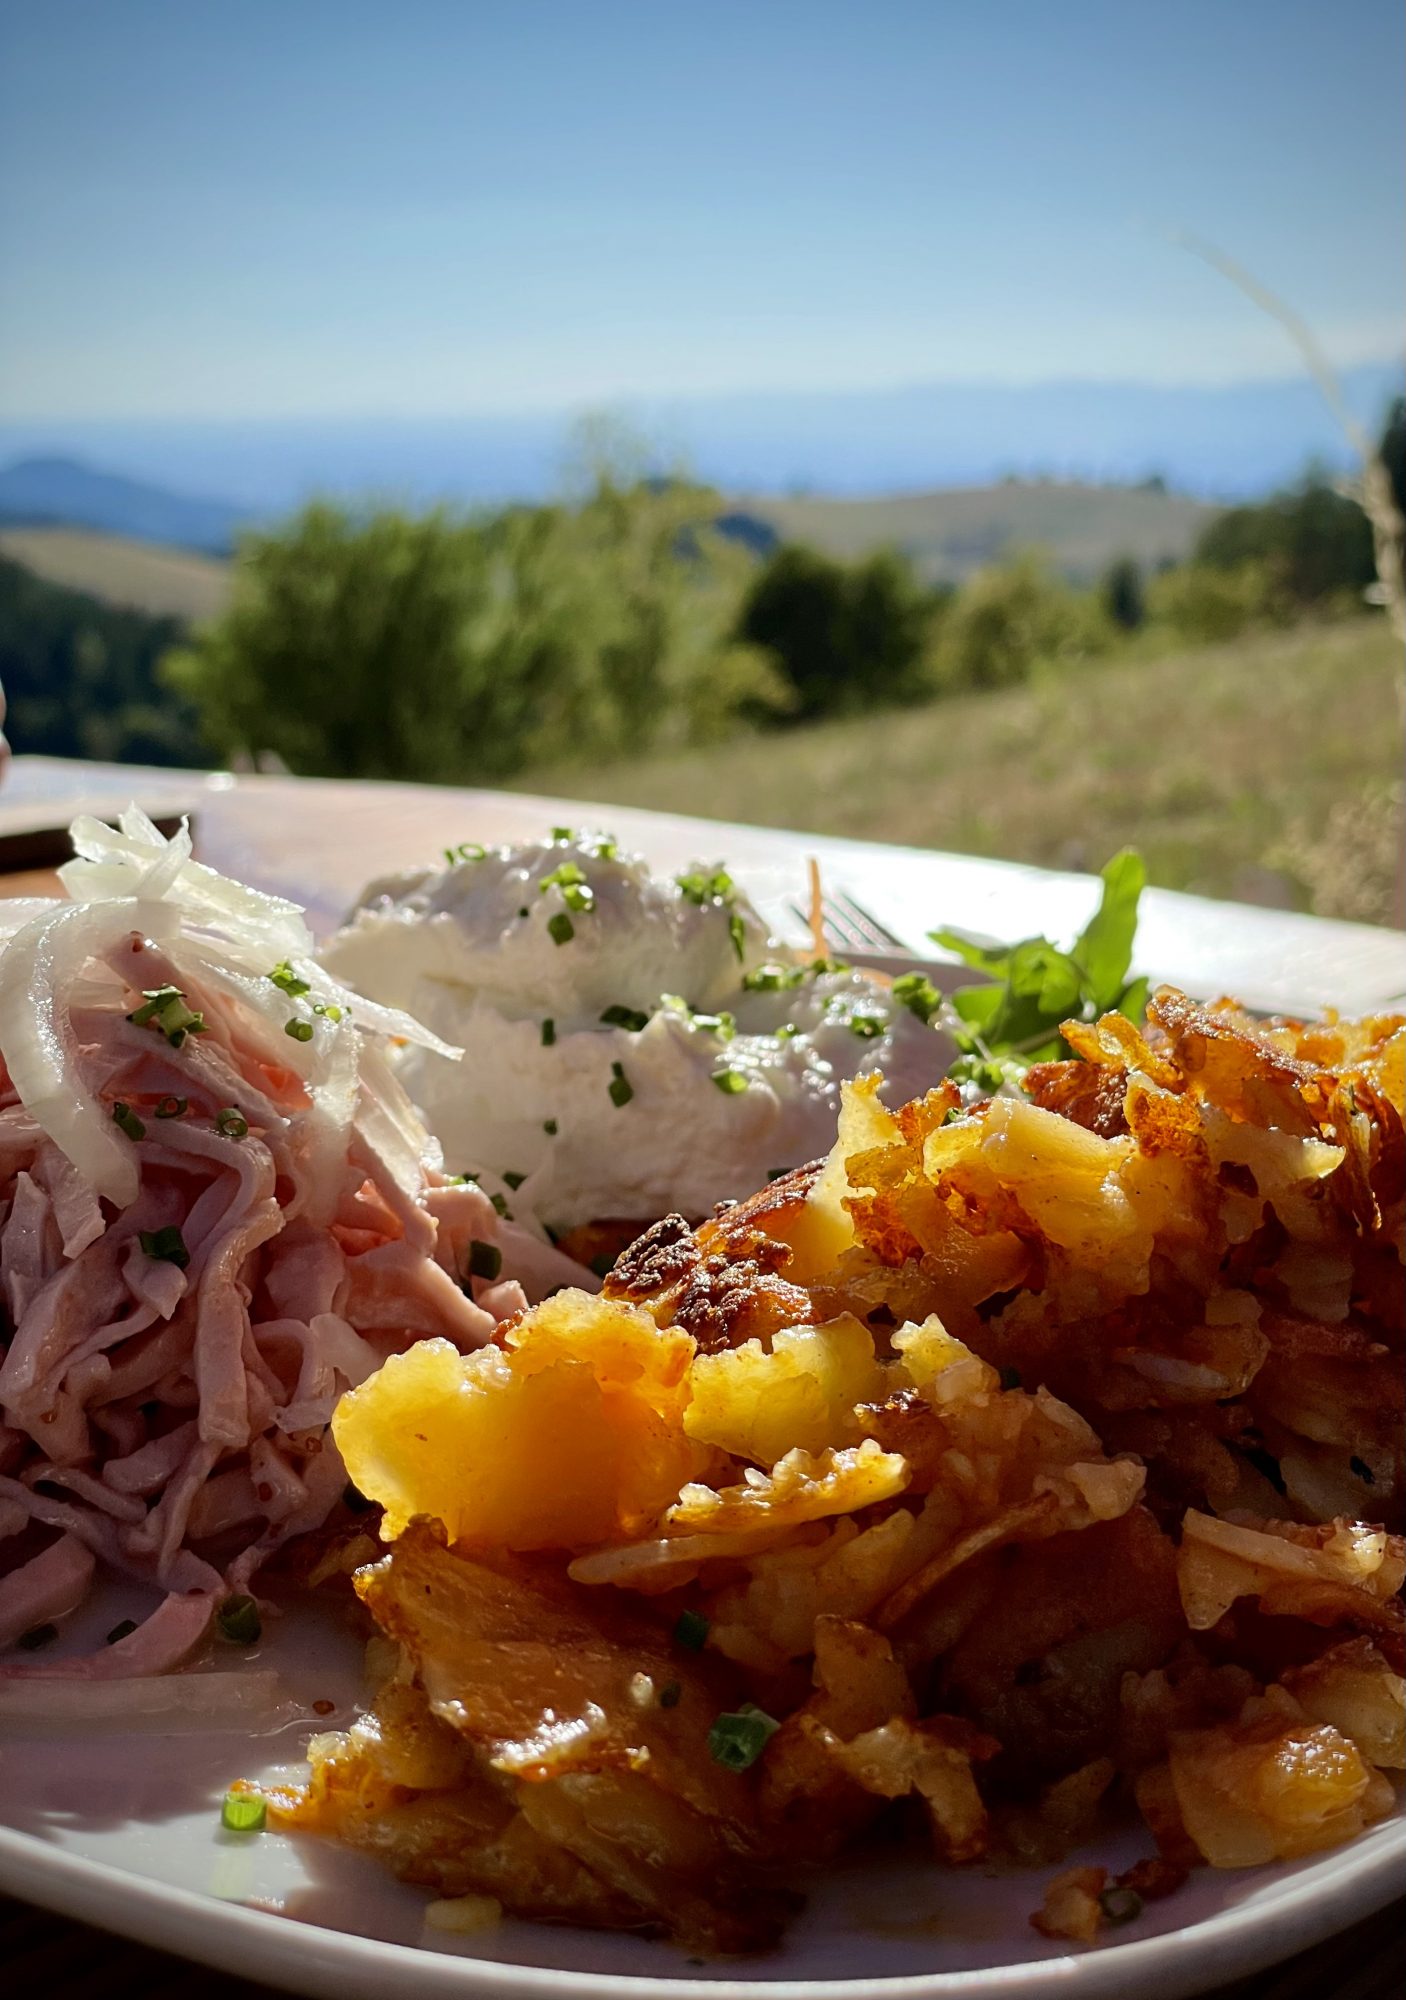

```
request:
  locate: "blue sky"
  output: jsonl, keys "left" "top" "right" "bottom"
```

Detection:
{"left": 0, "top": 0, "right": 1401, "bottom": 422}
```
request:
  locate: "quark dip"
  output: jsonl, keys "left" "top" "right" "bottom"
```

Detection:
{"left": 321, "top": 830, "right": 948, "bottom": 1231}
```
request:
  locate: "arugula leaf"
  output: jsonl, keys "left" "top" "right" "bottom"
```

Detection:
{"left": 930, "top": 849, "right": 1148, "bottom": 1081}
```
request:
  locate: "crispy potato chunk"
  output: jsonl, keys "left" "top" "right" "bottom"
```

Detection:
{"left": 682, "top": 1316, "right": 888, "bottom": 1465}
{"left": 333, "top": 1293, "right": 714, "bottom": 1548}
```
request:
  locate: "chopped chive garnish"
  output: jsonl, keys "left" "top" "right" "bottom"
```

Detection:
{"left": 17, "top": 1622, "right": 58, "bottom": 1651}
{"left": 676, "top": 866, "right": 735, "bottom": 906}
{"left": 112, "top": 1101, "right": 146, "bottom": 1141}
{"left": 589, "top": 1251, "right": 616, "bottom": 1277}
{"left": 541, "top": 1018, "right": 556, "bottom": 1046}
{"left": 154, "top": 1095, "right": 187, "bottom": 1119}
{"left": 466, "top": 1239, "right": 503, "bottom": 1282}
{"left": 105, "top": 1619, "right": 138, "bottom": 1645}
{"left": 547, "top": 913, "right": 575, "bottom": 946}
{"left": 766, "top": 1167, "right": 788, "bottom": 1181}
{"left": 600, "top": 1004, "right": 649, "bottom": 1032}
{"left": 220, "top": 1790, "right": 267, "bottom": 1834}
{"left": 742, "top": 962, "right": 805, "bottom": 992}
{"left": 216, "top": 1594, "right": 262, "bottom": 1645}
{"left": 139, "top": 1226, "right": 189, "bottom": 1270}
{"left": 312, "top": 1002, "right": 344, "bottom": 1022}
{"left": 284, "top": 1018, "right": 314, "bottom": 1042}
{"left": 1350, "top": 1455, "right": 1375, "bottom": 1483}
{"left": 673, "top": 1608, "right": 709, "bottom": 1651}
{"left": 502, "top": 1170, "right": 527, "bottom": 1191}
{"left": 774, "top": 1022, "right": 800, "bottom": 1040}
{"left": 488, "top": 1190, "right": 510, "bottom": 1218}
{"left": 267, "top": 960, "right": 311, "bottom": 998}
{"left": 1099, "top": 1888, "right": 1143, "bottom": 1926}
{"left": 728, "top": 912, "right": 747, "bottom": 962}
{"left": 658, "top": 1680, "right": 682, "bottom": 1708}
{"left": 808, "top": 955, "right": 850, "bottom": 976}
{"left": 541, "top": 862, "right": 595, "bottom": 913}
{"left": 214, "top": 1106, "right": 249, "bottom": 1138}
{"left": 847, "top": 1009, "right": 888, "bottom": 1040}
{"left": 550, "top": 825, "right": 575, "bottom": 843}
{"left": 608, "top": 1061, "right": 634, "bottom": 1108}
{"left": 708, "top": 1703, "right": 779, "bottom": 1772}
{"left": 892, "top": 970, "right": 941, "bottom": 1024}
{"left": 517, "top": 906, "right": 529, "bottom": 918}
{"left": 999, "top": 1365, "right": 1023, "bottom": 1391}
{"left": 690, "top": 1010, "right": 735, "bottom": 1041}
{"left": 543, "top": 1118, "right": 558, "bottom": 1136}
{"left": 712, "top": 1069, "right": 748, "bottom": 1095}
{"left": 443, "top": 841, "right": 487, "bottom": 864}
{"left": 128, "top": 985, "right": 207, "bottom": 1047}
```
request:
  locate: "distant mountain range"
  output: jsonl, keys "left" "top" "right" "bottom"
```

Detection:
{"left": 0, "top": 360, "right": 1398, "bottom": 557}
{"left": 0, "top": 455, "right": 243, "bottom": 553}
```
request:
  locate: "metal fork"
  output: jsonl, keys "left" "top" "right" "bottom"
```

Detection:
{"left": 787, "top": 884, "right": 908, "bottom": 957}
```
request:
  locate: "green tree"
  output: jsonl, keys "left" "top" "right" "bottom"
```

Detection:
{"left": 163, "top": 485, "right": 781, "bottom": 781}
{"left": 1102, "top": 555, "right": 1146, "bottom": 631}
{"left": 1194, "top": 475, "right": 1375, "bottom": 608}
{"left": 1143, "top": 559, "right": 1279, "bottom": 644}
{"left": 736, "top": 544, "right": 937, "bottom": 723}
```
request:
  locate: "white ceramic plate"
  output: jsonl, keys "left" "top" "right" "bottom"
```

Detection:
{"left": 1, "top": 1583, "right": 1401, "bottom": 2000}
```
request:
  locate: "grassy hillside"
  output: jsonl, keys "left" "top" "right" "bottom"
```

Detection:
{"left": 0, "top": 526, "right": 230, "bottom": 622}
{"left": 518, "top": 617, "right": 1404, "bottom": 925}
{"left": 745, "top": 479, "right": 1218, "bottom": 585}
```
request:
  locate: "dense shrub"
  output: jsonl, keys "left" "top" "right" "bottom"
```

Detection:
{"left": 735, "top": 544, "right": 938, "bottom": 723}
{"left": 933, "top": 554, "right": 1113, "bottom": 692}
{"left": 1143, "top": 559, "right": 1281, "bottom": 645}
{"left": 1194, "top": 477, "right": 1375, "bottom": 609}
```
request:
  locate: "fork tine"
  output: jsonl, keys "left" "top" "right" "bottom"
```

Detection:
{"left": 829, "top": 888, "right": 906, "bottom": 951}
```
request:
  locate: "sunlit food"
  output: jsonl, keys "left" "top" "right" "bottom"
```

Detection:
{"left": 0, "top": 811, "right": 581, "bottom": 1679}
{"left": 321, "top": 830, "right": 947, "bottom": 1230}
{"left": 269, "top": 987, "right": 1405, "bottom": 1947}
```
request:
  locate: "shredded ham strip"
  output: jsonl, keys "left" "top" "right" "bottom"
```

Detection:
{"left": 0, "top": 808, "right": 592, "bottom": 1676}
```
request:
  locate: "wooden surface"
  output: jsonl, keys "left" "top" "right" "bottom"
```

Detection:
{"left": 0, "top": 755, "right": 1402, "bottom": 2000}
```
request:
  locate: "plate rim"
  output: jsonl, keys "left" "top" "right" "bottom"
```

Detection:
{"left": 2, "top": 1811, "right": 1402, "bottom": 2000}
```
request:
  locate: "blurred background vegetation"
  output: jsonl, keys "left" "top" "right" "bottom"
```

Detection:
{"left": 2, "top": 399, "right": 1403, "bottom": 922}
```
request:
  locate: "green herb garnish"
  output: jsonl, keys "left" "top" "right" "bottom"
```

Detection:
{"left": 540, "top": 862, "right": 595, "bottom": 913}
{"left": 589, "top": 1251, "right": 616, "bottom": 1277}
{"left": 690, "top": 1010, "right": 735, "bottom": 1041}
{"left": 600, "top": 1004, "right": 649, "bottom": 1032}
{"left": 443, "top": 841, "right": 487, "bottom": 864}
{"left": 17, "top": 1623, "right": 58, "bottom": 1651}
{"left": 728, "top": 911, "right": 747, "bottom": 961}
{"left": 466, "top": 1239, "right": 503, "bottom": 1282}
{"left": 708, "top": 1703, "right": 779, "bottom": 1772}
{"left": 673, "top": 1609, "right": 709, "bottom": 1650}
{"left": 220, "top": 1790, "right": 267, "bottom": 1834}
{"left": 214, "top": 1106, "right": 249, "bottom": 1138}
{"left": 105, "top": 1619, "right": 138, "bottom": 1645}
{"left": 846, "top": 1008, "right": 888, "bottom": 1040}
{"left": 1099, "top": 1887, "right": 1144, "bottom": 1926}
{"left": 312, "top": 1002, "right": 344, "bottom": 1022}
{"left": 547, "top": 912, "right": 575, "bottom": 947}
{"left": 284, "top": 1018, "right": 314, "bottom": 1042}
{"left": 933, "top": 848, "right": 1148, "bottom": 1081}
{"left": 712, "top": 1069, "right": 748, "bottom": 1095}
{"left": 742, "top": 962, "right": 806, "bottom": 993}
{"left": 128, "top": 986, "right": 208, "bottom": 1047}
{"left": 267, "top": 961, "right": 311, "bottom": 998}
{"left": 543, "top": 1118, "right": 558, "bottom": 1136}
{"left": 608, "top": 1061, "right": 634, "bottom": 1108}
{"left": 216, "top": 1594, "right": 262, "bottom": 1645}
{"left": 676, "top": 866, "right": 735, "bottom": 906}
{"left": 541, "top": 1017, "right": 556, "bottom": 1046}
{"left": 891, "top": 970, "right": 941, "bottom": 1024}
{"left": 139, "top": 1226, "right": 189, "bottom": 1270}
{"left": 488, "top": 1190, "right": 510, "bottom": 1217}
{"left": 658, "top": 1680, "right": 682, "bottom": 1709}
{"left": 112, "top": 1101, "right": 146, "bottom": 1141}
{"left": 502, "top": 1170, "right": 527, "bottom": 1190}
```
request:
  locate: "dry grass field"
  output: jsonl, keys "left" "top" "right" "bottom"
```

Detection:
{"left": 520, "top": 616, "right": 1404, "bottom": 924}
{"left": 0, "top": 526, "right": 231, "bottom": 622}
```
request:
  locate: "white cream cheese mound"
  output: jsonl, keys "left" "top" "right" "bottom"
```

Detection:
{"left": 321, "top": 829, "right": 946, "bottom": 1229}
